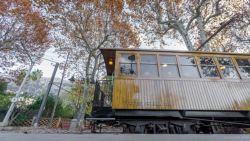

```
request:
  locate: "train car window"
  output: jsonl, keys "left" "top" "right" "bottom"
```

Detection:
{"left": 236, "top": 58, "right": 250, "bottom": 78}
{"left": 119, "top": 54, "right": 137, "bottom": 76}
{"left": 159, "top": 56, "right": 179, "bottom": 77}
{"left": 140, "top": 55, "right": 158, "bottom": 77}
{"left": 199, "top": 57, "right": 219, "bottom": 78}
{"left": 179, "top": 56, "right": 200, "bottom": 78}
{"left": 218, "top": 57, "right": 239, "bottom": 79}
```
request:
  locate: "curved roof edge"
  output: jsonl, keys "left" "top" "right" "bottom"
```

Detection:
{"left": 100, "top": 47, "right": 249, "bottom": 56}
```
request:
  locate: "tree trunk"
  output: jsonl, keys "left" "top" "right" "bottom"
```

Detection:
{"left": 179, "top": 30, "right": 193, "bottom": 50}
{"left": 76, "top": 80, "right": 89, "bottom": 129}
{"left": 85, "top": 52, "right": 92, "bottom": 82}
{"left": 176, "top": 22, "right": 193, "bottom": 51}
{"left": 75, "top": 52, "right": 92, "bottom": 129}
{"left": 90, "top": 54, "right": 99, "bottom": 83}
{"left": 197, "top": 15, "right": 210, "bottom": 51}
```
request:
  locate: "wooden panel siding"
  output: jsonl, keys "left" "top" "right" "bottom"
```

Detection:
{"left": 112, "top": 79, "right": 250, "bottom": 111}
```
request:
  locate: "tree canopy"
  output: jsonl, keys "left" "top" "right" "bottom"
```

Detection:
{"left": 30, "top": 0, "right": 141, "bottom": 82}
{"left": 1, "top": 0, "right": 249, "bottom": 80}
{"left": 126, "top": 0, "right": 250, "bottom": 52}
{"left": 0, "top": 0, "right": 50, "bottom": 76}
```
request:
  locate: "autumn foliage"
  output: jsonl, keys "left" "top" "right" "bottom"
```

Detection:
{"left": 0, "top": 0, "right": 50, "bottom": 75}
{"left": 0, "top": 0, "right": 49, "bottom": 46}
{"left": 35, "top": 0, "right": 139, "bottom": 81}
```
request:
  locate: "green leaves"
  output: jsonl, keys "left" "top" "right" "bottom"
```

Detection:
{"left": 0, "top": 94, "right": 12, "bottom": 110}
{"left": 30, "top": 69, "right": 43, "bottom": 81}
{"left": 0, "top": 81, "right": 8, "bottom": 95}
{"left": 14, "top": 69, "right": 43, "bottom": 86}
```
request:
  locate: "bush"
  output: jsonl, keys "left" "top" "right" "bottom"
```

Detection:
{"left": 25, "top": 95, "right": 74, "bottom": 118}
{"left": 0, "top": 94, "right": 12, "bottom": 110}
{"left": 5, "top": 94, "right": 75, "bottom": 123}
{"left": 0, "top": 81, "right": 7, "bottom": 95}
{"left": 57, "top": 104, "right": 74, "bottom": 119}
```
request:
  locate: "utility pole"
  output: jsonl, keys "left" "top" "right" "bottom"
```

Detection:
{"left": 48, "top": 53, "right": 70, "bottom": 128}
{"left": 34, "top": 63, "right": 59, "bottom": 127}
{"left": 1, "top": 62, "right": 34, "bottom": 126}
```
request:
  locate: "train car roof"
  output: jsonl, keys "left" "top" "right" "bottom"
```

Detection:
{"left": 100, "top": 47, "right": 250, "bottom": 75}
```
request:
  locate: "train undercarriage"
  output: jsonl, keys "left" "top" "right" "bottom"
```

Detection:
{"left": 89, "top": 118, "right": 250, "bottom": 134}
{"left": 88, "top": 109, "right": 250, "bottom": 134}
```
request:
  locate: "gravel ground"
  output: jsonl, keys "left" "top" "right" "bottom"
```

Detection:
{"left": 1, "top": 133, "right": 250, "bottom": 141}
{"left": 0, "top": 126, "right": 123, "bottom": 134}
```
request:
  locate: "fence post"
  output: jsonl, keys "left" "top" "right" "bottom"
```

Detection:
{"left": 56, "top": 117, "right": 62, "bottom": 128}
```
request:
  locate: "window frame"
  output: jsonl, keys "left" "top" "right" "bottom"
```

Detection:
{"left": 158, "top": 54, "right": 180, "bottom": 78}
{"left": 196, "top": 55, "right": 221, "bottom": 79}
{"left": 216, "top": 57, "right": 240, "bottom": 80}
{"left": 117, "top": 52, "right": 138, "bottom": 78}
{"left": 178, "top": 55, "right": 201, "bottom": 78}
{"left": 233, "top": 57, "right": 250, "bottom": 79}
{"left": 140, "top": 54, "right": 159, "bottom": 78}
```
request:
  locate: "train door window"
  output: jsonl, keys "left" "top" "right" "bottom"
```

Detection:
{"left": 140, "top": 54, "right": 158, "bottom": 77}
{"left": 179, "top": 56, "right": 200, "bottom": 78}
{"left": 119, "top": 54, "right": 137, "bottom": 76}
{"left": 218, "top": 57, "right": 239, "bottom": 79}
{"left": 235, "top": 58, "right": 250, "bottom": 78}
{"left": 199, "top": 57, "right": 219, "bottom": 78}
{"left": 159, "top": 55, "right": 179, "bottom": 77}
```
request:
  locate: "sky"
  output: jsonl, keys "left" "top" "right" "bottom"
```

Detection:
{"left": 33, "top": 48, "right": 64, "bottom": 78}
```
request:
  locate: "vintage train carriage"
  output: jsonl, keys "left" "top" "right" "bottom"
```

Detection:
{"left": 91, "top": 48, "right": 250, "bottom": 133}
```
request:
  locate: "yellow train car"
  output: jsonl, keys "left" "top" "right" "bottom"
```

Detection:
{"left": 91, "top": 48, "right": 250, "bottom": 133}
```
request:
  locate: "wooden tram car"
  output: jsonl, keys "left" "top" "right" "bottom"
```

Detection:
{"left": 89, "top": 48, "right": 250, "bottom": 133}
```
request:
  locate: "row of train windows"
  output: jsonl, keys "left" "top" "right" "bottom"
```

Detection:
{"left": 119, "top": 54, "right": 250, "bottom": 79}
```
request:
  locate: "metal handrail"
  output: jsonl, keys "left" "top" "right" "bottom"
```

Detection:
{"left": 93, "top": 79, "right": 113, "bottom": 107}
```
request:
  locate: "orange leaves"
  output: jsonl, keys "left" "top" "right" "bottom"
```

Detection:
{"left": 112, "top": 19, "right": 139, "bottom": 48}
{"left": 34, "top": 0, "right": 139, "bottom": 50}
{"left": 0, "top": 1, "right": 49, "bottom": 75}
{"left": 23, "top": 12, "right": 49, "bottom": 45}
{"left": 174, "top": 0, "right": 182, "bottom": 4}
{"left": 105, "top": 0, "right": 124, "bottom": 14}
{"left": 15, "top": 0, "right": 32, "bottom": 9}
{"left": 10, "top": 0, "right": 32, "bottom": 15}
{"left": 126, "top": 0, "right": 147, "bottom": 9}
{"left": 0, "top": 1, "right": 8, "bottom": 15}
{"left": 1, "top": 0, "right": 50, "bottom": 54}
{"left": 77, "top": 0, "right": 124, "bottom": 16}
{"left": 96, "top": 15, "right": 103, "bottom": 28}
{"left": 66, "top": 0, "right": 139, "bottom": 48}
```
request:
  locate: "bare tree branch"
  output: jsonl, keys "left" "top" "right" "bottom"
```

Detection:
{"left": 20, "top": 42, "right": 34, "bottom": 64}
{"left": 204, "top": 0, "right": 222, "bottom": 24}
{"left": 196, "top": 16, "right": 235, "bottom": 51}
{"left": 186, "top": 0, "right": 208, "bottom": 31}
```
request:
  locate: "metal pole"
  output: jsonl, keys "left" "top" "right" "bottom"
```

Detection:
{"left": 34, "top": 63, "right": 59, "bottom": 127}
{"left": 48, "top": 53, "right": 70, "bottom": 127}
{"left": 1, "top": 63, "right": 34, "bottom": 126}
